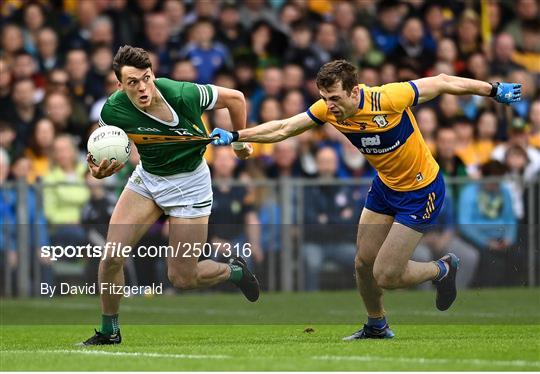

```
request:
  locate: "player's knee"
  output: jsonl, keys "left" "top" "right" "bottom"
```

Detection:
{"left": 373, "top": 267, "right": 402, "bottom": 289}
{"left": 168, "top": 271, "right": 198, "bottom": 290}
{"left": 354, "top": 254, "right": 373, "bottom": 273}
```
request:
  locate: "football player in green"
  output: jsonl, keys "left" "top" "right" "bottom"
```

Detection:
{"left": 81, "top": 46, "right": 258, "bottom": 345}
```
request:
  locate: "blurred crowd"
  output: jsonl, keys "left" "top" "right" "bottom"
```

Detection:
{"left": 1, "top": 0, "right": 539, "bottom": 293}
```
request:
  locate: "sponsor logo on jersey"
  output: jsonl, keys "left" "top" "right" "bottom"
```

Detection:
{"left": 138, "top": 127, "right": 161, "bottom": 132}
{"left": 372, "top": 114, "right": 389, "bottom": 128}
{"left": 361, "top": 135, "right": 381, "bottom": 148}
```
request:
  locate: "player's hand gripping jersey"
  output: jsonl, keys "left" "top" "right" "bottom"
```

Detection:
{"left": 99, "top": 78, "right": 216, "bottom": 176}
{"left": 307, "top": 81, "right": 439, "bottom": 191}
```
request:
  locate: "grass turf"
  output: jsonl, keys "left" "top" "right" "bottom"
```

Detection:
{"left": 1, "top": 288, "right": 539, "bottom": 371}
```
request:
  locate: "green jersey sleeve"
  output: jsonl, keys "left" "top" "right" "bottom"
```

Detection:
{"left": 177, "top": 81, "right": 217, "bottom": 116}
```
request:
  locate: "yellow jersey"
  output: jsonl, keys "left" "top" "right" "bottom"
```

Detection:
{"left": 307, "top": 81, "right": 439, "bottom": 191}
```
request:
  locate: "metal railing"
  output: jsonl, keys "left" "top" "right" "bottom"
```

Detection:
{"left": 1, "top": 175, "right": 538, "bottom": 297}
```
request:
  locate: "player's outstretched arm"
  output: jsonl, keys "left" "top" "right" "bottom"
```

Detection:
{"left": 211, "top": 112, "right": 317, "bottom": 145}
{"left": 212, "top": 86, "right": 254, "bottom": 159}
{"left": 412, "top": 74, "right": 521, "bottom": 105}
{"left": 213, "top": 86, "right": 247, "bottom": 132}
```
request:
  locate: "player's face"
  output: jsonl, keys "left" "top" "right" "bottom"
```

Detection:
{"left": 119, "top": 66, "right": 156, "bottom": 109}
{"left": 319, "top": 82, "right": 360, "bottom": 121}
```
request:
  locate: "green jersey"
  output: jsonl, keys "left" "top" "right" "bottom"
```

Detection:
{"left": 99, "top": 78, "right": 216, "bottom": 176}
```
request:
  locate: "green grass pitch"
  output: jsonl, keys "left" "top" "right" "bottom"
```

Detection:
{"left": 1, "top": 288, "right": 539, "bottom": 371}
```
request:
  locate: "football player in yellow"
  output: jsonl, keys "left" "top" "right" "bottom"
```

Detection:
{"left": 212, "top": 60, "right": 521, "bottom": 339}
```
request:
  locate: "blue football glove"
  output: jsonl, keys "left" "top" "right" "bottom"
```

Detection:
{"left": 210, "top": 128, "right": 234, "bottom": 145}
{"left": 493, "top": 82, "right": 521, "bottom": 105}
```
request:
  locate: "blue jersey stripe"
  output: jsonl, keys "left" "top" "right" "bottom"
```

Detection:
{"left": 359, "top": 89, "right": 364, "bottom": 109}
{"left": 344, "top": 111, "right": 415, "bottom": 154}
{"left": 306, "top": 109, "right": 325, "bottom": 125}
{"left": 408, "top": 81, "right": 419, "bottom": 106}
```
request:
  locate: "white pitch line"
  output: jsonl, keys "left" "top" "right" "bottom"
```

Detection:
{"left": 313, "top": 355, "right": 540, "bottom": 368}
{"left": 3, "top": 349, "right": 230, "bottom": 360}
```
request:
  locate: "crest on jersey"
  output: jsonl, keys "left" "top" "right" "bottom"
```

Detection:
{"left": 372, "top": 114, "right": 389, "bottom": 128}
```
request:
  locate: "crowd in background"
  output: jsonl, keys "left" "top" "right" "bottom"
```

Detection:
{"left": 1, "top": 0, "right": 540, "bottom": 293}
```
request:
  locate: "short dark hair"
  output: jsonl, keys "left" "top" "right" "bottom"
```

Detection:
{"left": 316, "top": 60, "right": 358, "bottom": 94}
{"left": 112, "top": 45, "right": 152, "bottom": 81}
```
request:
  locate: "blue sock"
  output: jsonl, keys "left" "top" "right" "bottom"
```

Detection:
{"left": 434, "top": 259, "right": 448, "bottom": 282}
{"left": 367, "top": 316, "right": 387, "bottom": 329}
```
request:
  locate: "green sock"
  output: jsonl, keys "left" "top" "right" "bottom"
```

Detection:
{"left": 228, "top": 263, "right": 243, "bottom": 284}
{"left": 101, "top": 314, "right": 119, "bottom": 335}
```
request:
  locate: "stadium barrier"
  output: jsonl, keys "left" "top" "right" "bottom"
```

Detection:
{"left": 1, "top": 176, "right": 538, "bottom": 297}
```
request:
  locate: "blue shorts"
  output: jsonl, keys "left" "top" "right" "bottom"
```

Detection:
{"left": 364, "top": 172, "right": 445, "bottom": 233}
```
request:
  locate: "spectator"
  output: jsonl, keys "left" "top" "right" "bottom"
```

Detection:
{"left": 511, "top": 20, "right": 540, "bottom": 73}
{"left": 422, "top": 3, "right": 446, "bottom": 43}
{"left": 248, "top": 20, "right": 288, "bottom": 72}
{"left": 24, "top": 118, "right": 55, "bottom": 183}
{"left": 249, "top": 66, "right": 284, "bottom": 122}
{"left": 285, "top": 21, "right": 322, "bottom": 77}
{"left": 43, "top": 92, "right": 79, "bottom": 138}
{"left": 415, "top": 107, "right": 438, "bottom": 155}
{"left": 370, "top": 0, "right": 402, "bottom": 55}
{"left": 163, "top": 0, "right": 186, "bottom": 42}
{"left": 452, "top": 116, "right": 479, "bottom": 175}
{"left": 87, "top": 44, "right": 114, "bottom": 100}
{"left": 20, "top": 2, "right": 48, "bottom": 55}
{"left": 5, "top": 78, "right": 42, "bottom": 154}
{"left": 435, "top": 126, "right": 468, "bottom": 202}
{"left": 170, "top": 59, "right": 198, "bottom": 83}
{"left": 143, "top": 12, "right": 177, "bottom": 76}
{"left": 458, "top": 160, "right": 517, "bottom": 287}
{"left": 348, "top": 25, "right": 384, "bottom": 69}
{"left": 1, "top": 23, "right": 25, "bottom": 65}
{"left": 302, "top": 146, "right": 359, "bottom": 291}
{"left": 265, "top": 138, "right": 302, "bottom": 178}
{"left": 455, "top": 9, "right": 481, "bottom": 61}
{"left": 474, "top": 110, "right": 499, "bottom": 166}
{"left": 0, "top": 147, "right": 17, "bottom": 296}
{"left": 179, "top": 18, "right": 230, "bottom": 84}
{"left": 504, "top": 144, "right": 530, "bottom": 220}
{"left": 282, "top": 64, "right": 305, "bottom": 92}
{"left": 529, "top": 99, "right": 540, "bottom": 149}
{"left": 0, "top": 148, "right": 50, "bottom": 296}
{"left": 89, "top": 70, "right": 118, "bottom": 123}
{"left": 332, "top": 1, "right": 357, "bottom": 54}
{"left": 36, "top": 27, "right": 61, "bottom": 73}
{"left": 492, "top": 117, "right": 540, "bottom": 182}
{"left": 282, "top": 89, "right": 306, "bottom": 118}
{"left": 379, "top": 61, "right": 397, "bottom": 84}
{"left": 45, "top": 68, "right": 70, "bottom": 96}
{"left": 12, "top": 50, "right": 44, "bottom": 93}
{"left": 89, "top": 16, "right": 115, "bottom": 51}
{"left": 209, "top": 146, "right": 263, "bottom": 266}
{"left": 504, "top": 0, "right": 539, "bottom": 51}
{"left": 413, "top": 194, "right": 479, "bottom": 289}
{"left": 491, "top": 33, "right": 524, "bottom": 76}
{"left": 65, "top": 0, "right": 99, "bottom": 51}
{"left": 216, "top": 2, "right": 248, "bottom": 53}
{"left": 0, "top": 122, "right": 17, "bottom": 161}
{"left": 312, "top": 22, "right": 344, "bottom": 64}
{"left": 81, "top": 171, "right": 117, "bottom": 284}
{"left": 466, "top": 52, "right": 490, "bottom": 82}
{"left": 435, "top": 38, "right": 465, "bottom": 75}
{"left": 43, "top": 134, "right": 89, "bottom": 249}
{"left": 0, "top": 58, "right": 12, "bottom": 114}
{"left": 391, "top": 17, "right": 435, "bottom": 74}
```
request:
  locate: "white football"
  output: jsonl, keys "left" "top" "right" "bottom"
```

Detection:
{"left": 87, "top": 125, "right": 131, "bottom": 165}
